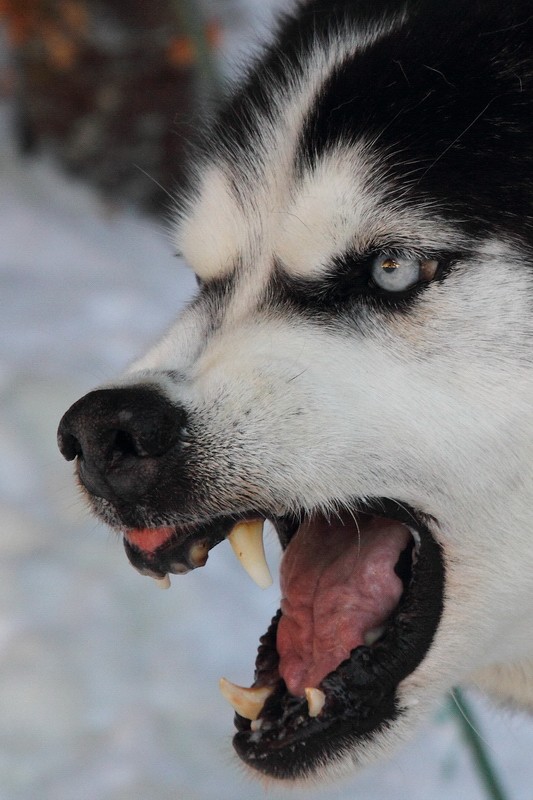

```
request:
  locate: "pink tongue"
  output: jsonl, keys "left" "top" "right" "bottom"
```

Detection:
{"left": 277, "top": 514, "right": 411, "bottom": 697}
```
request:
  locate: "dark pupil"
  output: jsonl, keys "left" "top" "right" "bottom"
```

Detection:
{"left": 382, "top": 259, "right": 400, "bottom": 273}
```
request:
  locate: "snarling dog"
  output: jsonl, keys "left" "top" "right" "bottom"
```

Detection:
{"left": 58, "top": 0, "right": 533, "bottom": 783}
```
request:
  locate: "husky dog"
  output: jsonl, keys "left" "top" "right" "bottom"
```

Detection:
{"left": 58, "top": 0, "right": 533, "bottom": 782}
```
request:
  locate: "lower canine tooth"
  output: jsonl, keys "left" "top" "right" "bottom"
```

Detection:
{"left": 364, "top": 626, "right": 385, "bottom": 646}
{"left": 227, "top": 520, "right": 272, "bottom": 589}
{"left": 219, "top": 677, "right": 273, "bottom": 720}
{"left": 305, "top": 687, "right": 326, "bottom": 718}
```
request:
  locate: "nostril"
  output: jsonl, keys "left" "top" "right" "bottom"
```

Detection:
{"left": 57, "top": 430, "right": 83, "bottom": 462}
{"left": 108, "top": 428, "right": 145, "bottom": 461}
{"left": 118, "top": 409, "right": 186, "bottom": 458}
{"left": 106, "top": 428, "right": 160, "bottom": 466}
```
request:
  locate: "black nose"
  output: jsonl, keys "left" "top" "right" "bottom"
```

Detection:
{"left": 57, "top": 386, "right": 185, "bottom": 502}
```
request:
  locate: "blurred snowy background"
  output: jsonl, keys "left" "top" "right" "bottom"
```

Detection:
{"left": 1, "top": 2, "right": 533, "bottom": 799}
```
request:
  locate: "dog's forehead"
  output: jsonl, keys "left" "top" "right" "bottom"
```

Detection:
{"left": 175, "top": 14, "right": 423, "bottom": 284}
{"left": 176, "top": 145, "right": 459, "bottom": 285}
{"left": 176, "top": 150, "right": 377, "bottom": 283}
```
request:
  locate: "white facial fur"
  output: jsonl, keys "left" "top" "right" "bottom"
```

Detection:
{"left": 126, "top": 180, "right": 533, "bottom": 779}
{"left": 121, "top": 19, "right": 533, "bottom": 783}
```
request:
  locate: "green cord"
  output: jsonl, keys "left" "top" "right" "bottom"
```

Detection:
{"left": 450, "top": 688, "right": 509, "bottom": 800}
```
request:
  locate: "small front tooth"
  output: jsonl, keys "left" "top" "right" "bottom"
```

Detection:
{"left": 169, "top": 562, "right": 190, "bottom": 575}
{"left": 227, "top": 520, "right": 272, "bottom": 589}
{"left": 305, "top": 688, "right": 326, "bottom": 718}
{"left": 219, "top": 677, "right": 273, "bottom": 720}
{"left": 364, "top": 626, "right": 385, "bottom": 646}
{"left": 154, "top": 574, "right": 171, "bottom": 590}
{"left": 188, "top": 540, "right": 209, "bottom": 568}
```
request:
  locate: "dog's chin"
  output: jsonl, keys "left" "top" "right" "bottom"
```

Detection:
{"left": 117, "top": 497, "right": 445, "bottom": 780}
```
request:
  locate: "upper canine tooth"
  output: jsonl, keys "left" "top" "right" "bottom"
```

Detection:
{"left": 227, "top": 520, "right": 272, "bottom": 589}
{"left": 219, "top": 677, "right": 273, "bottom": 720}
{"left": 305, "top": 687, "right": 326, "bottom": 718}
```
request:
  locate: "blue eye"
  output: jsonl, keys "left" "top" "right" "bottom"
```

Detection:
{"left": 370, "top": 255, "right": 438, "bottom": 292}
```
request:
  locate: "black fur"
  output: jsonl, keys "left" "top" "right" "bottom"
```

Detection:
{"left": 208, "top": 0, "right": 532, "bottom": 246}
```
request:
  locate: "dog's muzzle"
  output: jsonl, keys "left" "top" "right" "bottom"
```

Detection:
{"left": 58, "top": 384, "right": 446, "bottom": 781}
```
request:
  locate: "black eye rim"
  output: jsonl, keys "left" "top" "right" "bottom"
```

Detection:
{"left": 274, "top": 249, "right": 465, "bottom": 312}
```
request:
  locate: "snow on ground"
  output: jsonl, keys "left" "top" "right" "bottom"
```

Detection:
{"left": 1, "top": 88, "right": 533, "bottom": 800}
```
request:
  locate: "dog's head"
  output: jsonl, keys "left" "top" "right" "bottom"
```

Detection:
{"left": 58, "top": 0, "right": 533, "bottom": 783}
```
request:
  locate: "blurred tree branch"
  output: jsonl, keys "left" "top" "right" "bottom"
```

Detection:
{"left": 0, "top": 0, "right": 223, "bottom": 214}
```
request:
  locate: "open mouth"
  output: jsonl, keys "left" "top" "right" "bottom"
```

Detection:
{"left": 123, "top": 498, "right": 445, "bottom": 779}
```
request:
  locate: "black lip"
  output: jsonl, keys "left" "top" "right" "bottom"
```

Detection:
{"left": 121, "top": 508, "right": 299, "bottom": 579}
{"left": 123, "top": 514, "right": 248, "bottom": 577}
{"left": 232, "top": 500, "right": 445, "bottom": 780}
